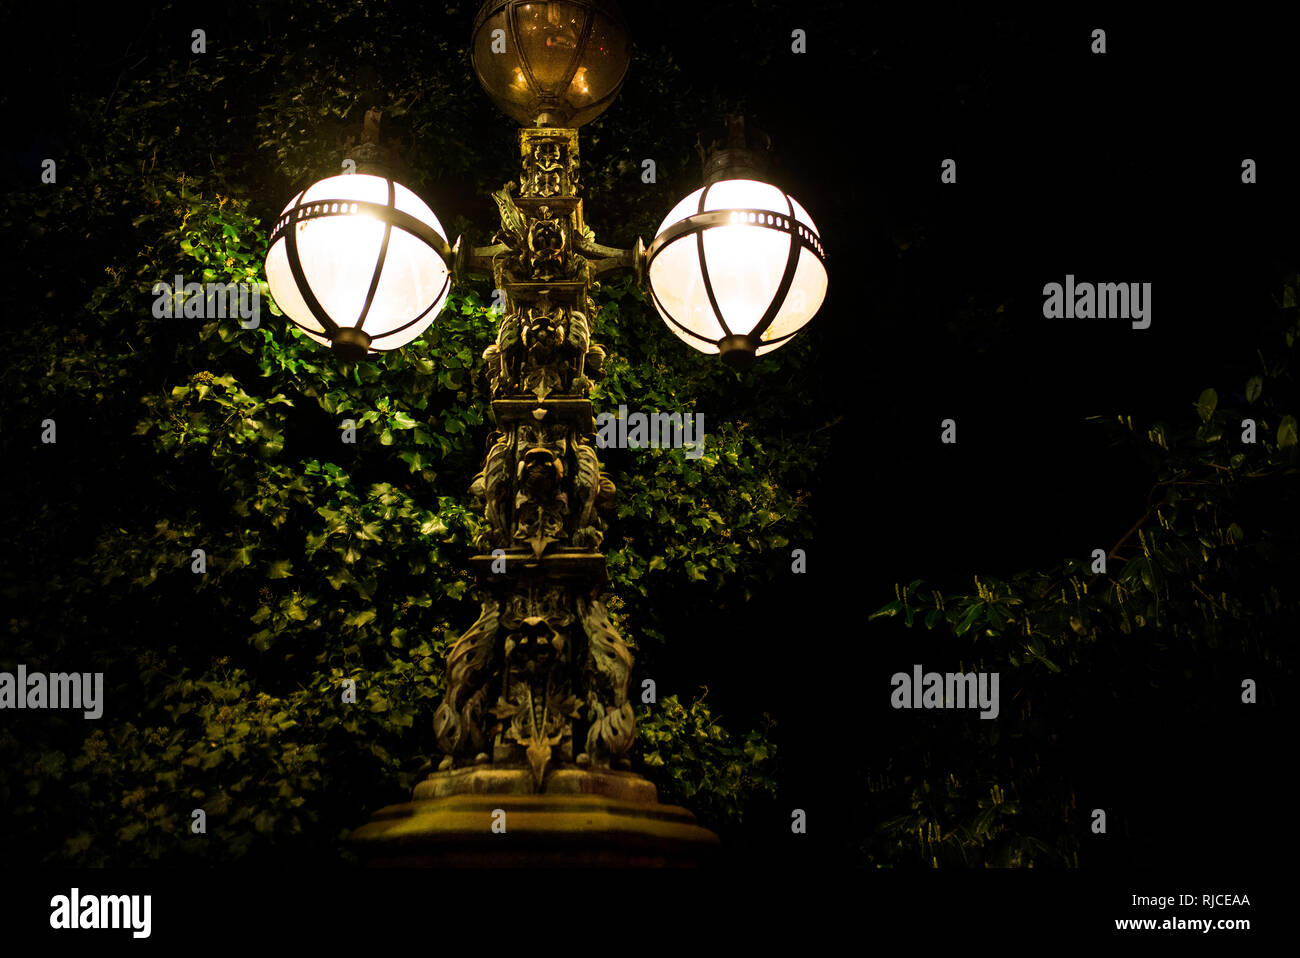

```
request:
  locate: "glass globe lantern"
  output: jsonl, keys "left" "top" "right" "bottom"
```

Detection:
{"left": 265, "top": 174, "right": 455, "bottom": 361}
{"left": 645, "top": 177, "right": 828, "bottom": 369}
{"left": 471, "top": 0, "right": 630, "bottom": 127}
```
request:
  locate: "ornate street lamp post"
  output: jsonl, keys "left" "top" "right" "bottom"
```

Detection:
{"left": 268, "top": 0, "right": 827, "bottom": 865}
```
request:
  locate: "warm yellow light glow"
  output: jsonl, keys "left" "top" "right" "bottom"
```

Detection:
{"left": 265, "top": 174, "right": 451, "bottom": 353}
{"left": 471, "top": 0, "right": 629, "bottom": 127}
{"left": 648, "top": 179, "right": 827, "bottom": 357}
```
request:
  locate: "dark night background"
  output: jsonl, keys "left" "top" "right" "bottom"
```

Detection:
{"left": 2, "top": 0, "right": 1294, "bottom": 941}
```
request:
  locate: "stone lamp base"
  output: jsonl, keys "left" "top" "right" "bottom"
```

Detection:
{"left": 348, "top": 767, "right": 719, "bottom": 867}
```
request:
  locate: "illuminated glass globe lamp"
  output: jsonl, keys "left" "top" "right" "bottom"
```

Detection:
{"left": 265, "top": 173, "right": 456, "bottom": 361}
{"left": 645, "top": 119, "right": 828, "bottom": 369}
{"left": 471, "top": 0, "right": 630, "bottom": 127}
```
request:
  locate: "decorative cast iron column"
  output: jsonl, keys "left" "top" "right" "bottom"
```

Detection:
{"left": 349, "top": 126, "right": 718, "bottom": 867}
{"left": 429, "top": 126, "right": 637, "bottom": 790}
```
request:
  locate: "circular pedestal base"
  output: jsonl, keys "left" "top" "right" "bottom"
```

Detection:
{"left": 349, "top": 792, "right": 720, "bottom": 867}
{"left": 413, "top": 765, "right": 657, "bottom": 802}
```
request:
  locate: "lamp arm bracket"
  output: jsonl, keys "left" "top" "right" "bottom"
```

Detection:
{"left": 576, "top": 238, "right": 627, "bottom": 261}
{"left": 580, "top": 237, "right": 647, "bottom": 287}
{"left": 459, "top": 242, "right": 510, "bottom": 280}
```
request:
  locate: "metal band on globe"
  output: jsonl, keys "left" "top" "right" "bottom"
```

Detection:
{"left": 644, "top": 209, "right": 826, "bottom": 267}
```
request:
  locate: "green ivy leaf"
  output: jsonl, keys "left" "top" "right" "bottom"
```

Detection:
{"left": 954, "top": 603, "right": 983, "bottom": 636}
{"left": 1279, "top": 415, "right": 1298, "bottom": 449}
{"left": 1196, "top": 387, "right": 1218, "bottom": 423}
{"left": 344, "top": 609, "right": 377, "bottom": 629}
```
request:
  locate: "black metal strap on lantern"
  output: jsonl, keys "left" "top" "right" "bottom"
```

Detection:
{"left": 268, "top": 177, "right": 455, "bottom": 360}
{"left": 644, "top": 183, "right": 827, "bottom": 367}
